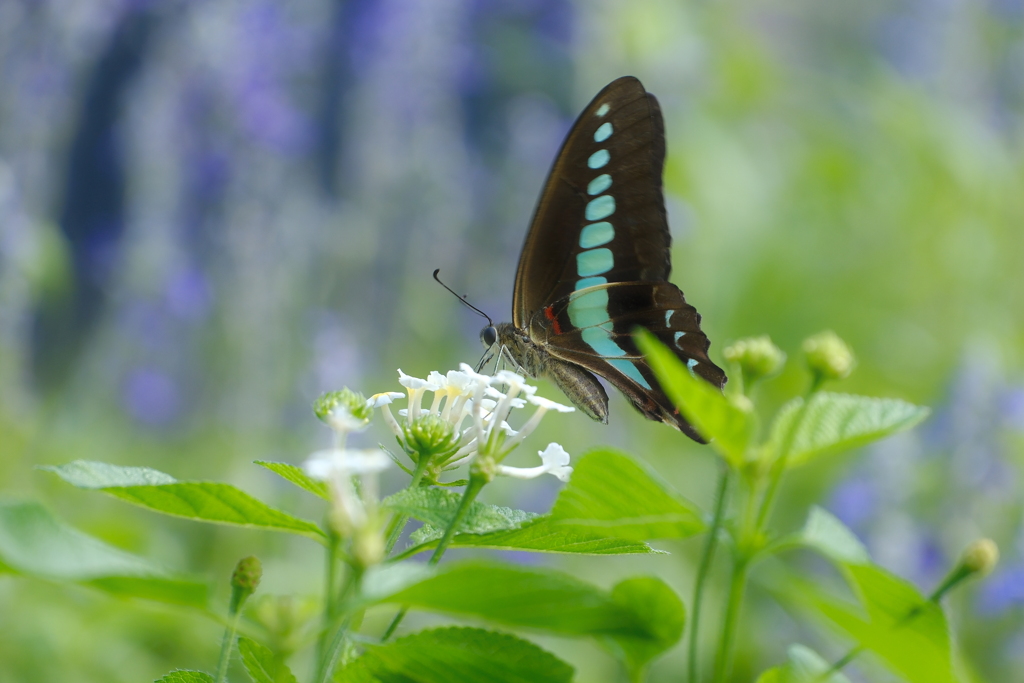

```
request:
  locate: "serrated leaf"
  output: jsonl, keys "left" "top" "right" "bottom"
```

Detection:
{"left": 364, "top": 560, "right": 684, "bottom": 670}
{"left": 755, "top": 645, "right": 853, "bottom": 683}
{"left": 400, "top": 515, "right": 662, "bottom": 557}
{"left": 788, "top": 512, "right": 956, "bottom": 683}
{"left": 765, "top": 393, "right": 929, "bottom": 467}
{"left": 550, "top": 448, "right": 706, "bottom": 540}
{"left": 42, "top": 461, "right": 325, "bottom": 541}
{"left": 383, "top": 487, "right": 536, "bottom": 533}
{"left": 255, "top": 461, "right": 329, "bottom": 500}
{"left": 0, "top": 500, "right": 207, "bottom": 608}
{"left": 238, "top": 636, "right": 298, "bottom": 683}
{"left": 154, "top": 671, "right": 215, "bottom": 683}
{"left": 336, "top": 627, "right": 573, "bottom": 683}
{"left": 636, "top": 330, "right": 754, "bottom": 466}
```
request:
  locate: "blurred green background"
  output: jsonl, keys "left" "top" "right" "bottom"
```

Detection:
{"left": 1, "top": 1, "right": 1023, "bottom": 681}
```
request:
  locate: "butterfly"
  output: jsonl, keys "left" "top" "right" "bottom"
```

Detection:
{"left": 479, "top": 76, "right": 726, "bottom": 443}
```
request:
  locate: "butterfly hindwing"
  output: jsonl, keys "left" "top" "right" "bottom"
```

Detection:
{"left": 531, "top": 281, "right": 725, "bottom": 440}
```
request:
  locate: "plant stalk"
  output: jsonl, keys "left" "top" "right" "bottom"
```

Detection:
{"left": 381, "top": 473, "right": 487, "bottom": 640}
{"left": 688, "top": 464, "right": 732, "bottom": 683}
{"left": 712, "top": 556, "right": 750, "bottom": 683}
{"left": 383, "top": 455, "right": 432, "bottom": 555}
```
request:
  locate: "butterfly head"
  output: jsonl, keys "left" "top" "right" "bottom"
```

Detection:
{"left": 480, "top": 325, "right": 498, "bottom": 349}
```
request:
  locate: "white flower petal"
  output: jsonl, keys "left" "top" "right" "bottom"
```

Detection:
{"left": 457, "top": 363, "right": 492, "bottom": 387}
{"left": 326, "top": 406, "right": 371, "bottom": 433}
{"left": 445, "top": 369, "right": 474, "bottom": 393}
{"left": 427, "top": 371, "right": 448, "bottom": 389}
{"left": 527, "top": 394, "right": 575, "bottom": 412}
{"left": 367, "top": 392, "right": 405, "bottom": 408}
{"left": 303, "top": 448, "right": 392, "bottom": 479}
{"left": 538, "top": 442, "right": 571, "bottom": 468}
{"left": 398, "top": 368, "right": 439, "bottom": 391}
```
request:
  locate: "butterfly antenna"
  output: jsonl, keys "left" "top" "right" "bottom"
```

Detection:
{"left": 433, "top": 269, "right": 493, "bottom": 327}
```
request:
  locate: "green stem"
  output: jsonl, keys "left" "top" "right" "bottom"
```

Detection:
{"left": 314, "top": 567, "right": 362, "bottom": 683}
{"left": 712, "top": 557, "right": 750, "bottom": 683}
{"left": 383, "top": 456, "right": 432, "bottom": 555}
{"left": 214, "top": 607, "right": 242, "bottom": 683}
{"left": 381, "top": 473, "right": 487, "bottom": 640}
{"left": 754, "top": 378, "right": 823, "bottom": 532}
{"left": 317, "top": 532, "right": 341, "bottom": 662}
{"left": 688, "top": 465, "right": 732, "bottom": 683}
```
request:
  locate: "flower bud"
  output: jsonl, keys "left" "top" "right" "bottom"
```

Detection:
{"left": 229, "top": 555, "right": 262, "bottom": 614}
{"left": 802, "top": 331, "right": 855, "bottom": 382}
{"left": 402, "top": 414, "right": 459, "bottom": 458}
{"left": 314, "top": 388, "right": 372, "bottom": 431}
{"left": 723, "top": 336, "right": 786, "bottom": 383}
{"left": 961, "top": 538, "right": 999, "bottom": 577}
{"left": 353, "top": 528, "right": 385, "bottom": 568}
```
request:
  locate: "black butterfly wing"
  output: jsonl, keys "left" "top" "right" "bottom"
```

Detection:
{"left": 535, "top": 281, "right": 726, "bottom": 440}
{"left": 512, "top": 76, "right": 670, "bottom": 326}
{"left": 511, "top": 76, "right": 726, "bottom": 438}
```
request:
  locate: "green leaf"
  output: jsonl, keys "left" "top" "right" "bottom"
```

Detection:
{"left": 550, "top": 448, "right": 706, "bottom": 540}
{"left": 154, "top": 671, "right": 215, "bottom": 683}
{"left": 336, "top": 627, "right": 573, "bottom": 683}
{"left": 42, "top": 461, "right": 325, "bottom": 541}
{"left": 238, "top": 636, "right": 298, "bottom": 683}
{"left": 0, "top": 500, "right": 207, "bottom": 608}
{"left": 788, "top": 510, "right": 956, "bottom": 683}
{"left": 383, "top": 487, "right": 536, "bottom": 533}
{"left": 363, "top": 560, "right": 684, "bottom": 670}
{"left": 796, "top": 506, "right": 871, "bottom": 565}
{"left": 755, "top": 645, "right": 852, "bottom": 683}
{"left": 764, "top": 392, "right": 929, "bottom": 467}
{"left": 255, "top": 461, "right": 329, "bottom": 500}
{"left": 636, "top": 330, "right": 755, "bottom": 466}
{"left": 401, "top": 515, "right": 662, "bottom": 557}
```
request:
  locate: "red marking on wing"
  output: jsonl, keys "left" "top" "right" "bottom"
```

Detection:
{"left": 544, "top": 305, "right": 563, "bottom": 335}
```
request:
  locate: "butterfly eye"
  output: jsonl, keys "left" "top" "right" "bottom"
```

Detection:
{"left": 480, "top": 326, "right": 498, "bottom": 348}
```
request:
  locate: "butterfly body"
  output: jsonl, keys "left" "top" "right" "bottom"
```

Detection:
{"left": 484, "top": 76, "right": 726, "bottom": 443}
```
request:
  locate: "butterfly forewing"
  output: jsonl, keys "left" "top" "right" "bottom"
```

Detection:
{"left": 513, "top": 77, "right": 670, "bottom": 327}
{"left": 507, "top": 75, "right": 726, "bottom": 440}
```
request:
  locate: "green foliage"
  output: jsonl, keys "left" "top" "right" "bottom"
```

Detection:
{"left": 154, "top": 672, "right": 215, "bottom": 683}
{"left": 550, "top": 448, "right": 706, "bottom": 540}
{"left": 0, "top": 500, "right": 207, "bottom": 608}
{"left": 383, "top": 487, "right": 535, "bottom": 532}
{"left": 255, "top": 461, "right": 330, "bottom": 500}
{"left": 763, "top": 393, "right": 931, "bottom": 467}
{"left": 362, "top": 561, "right": 685, "bottom": 670}
{"left": 389, "top": 485, "right": 661, "bottom": 555}
{"left": 336, "top": 628, "right": 574, "bottom": 683}
{"left": 787, "top": 508, "right": 957, "bottom": 683}
{"left": 42, "top": 461, "right": 325, "bottom": 541}
{"left": 238, "top": 636, "right": 298, "bottom": 683}
{"left": 636, "top": 330, "right": 755, "bottom": 466}
{"left": 755, "top": 645, "right": 852, "bottom": 683}
{"left": 405, "top": 516, "right": 661, "bottom": 556}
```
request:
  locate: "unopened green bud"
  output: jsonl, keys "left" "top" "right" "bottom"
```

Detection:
{"left": 402, "top": 414, "right": 459, "bottom": 457}
{"left": 353, "top": 528, "right": 385, "bottom": 569}
{"left": 723, "top": 336, "right": 786, "bottom": 383}
{"left": 961, "top": 538, "right": 999, "bottom": 577}
{"left": 229, "top": 555, "right": 262, "bottom": 614}
{"left": 314, "top": 388, "right": 372, "bottom": 429}
{"left": 802, "top": 331, "right": 855, "bottom": 382}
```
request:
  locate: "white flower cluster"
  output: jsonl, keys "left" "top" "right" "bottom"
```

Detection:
{"left": 372, "top": 364, "right": 575, "bottom": 482}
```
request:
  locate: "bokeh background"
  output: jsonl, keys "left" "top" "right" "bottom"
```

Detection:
{"left": 2, "top": 0, "right": 1023, "bottom": 681}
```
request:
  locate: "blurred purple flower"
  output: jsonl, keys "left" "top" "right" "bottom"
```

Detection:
{"left": 1000, "top": 386, "right": 1024, "bottom": 432}
{"left": 979, "top": 565, "right": 1024, "bottom": 615}
{"left": 828, "top": 477, "right": 878, "bottom": 530}
{"left": 164, "top": 265, "right": 212, "bottom": 322}
{"left": 121, "top": 367, "right": 180, "bottom": 426}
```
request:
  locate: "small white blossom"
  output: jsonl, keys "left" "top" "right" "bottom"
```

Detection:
{"left": 497, "top": 443, "right": 573, "bottom": 482}
{"left": 369, "top": 366, "right": 574, "bottom": 483}
{"left": 303, "top": 448, "right": 391, "bottom": 540}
